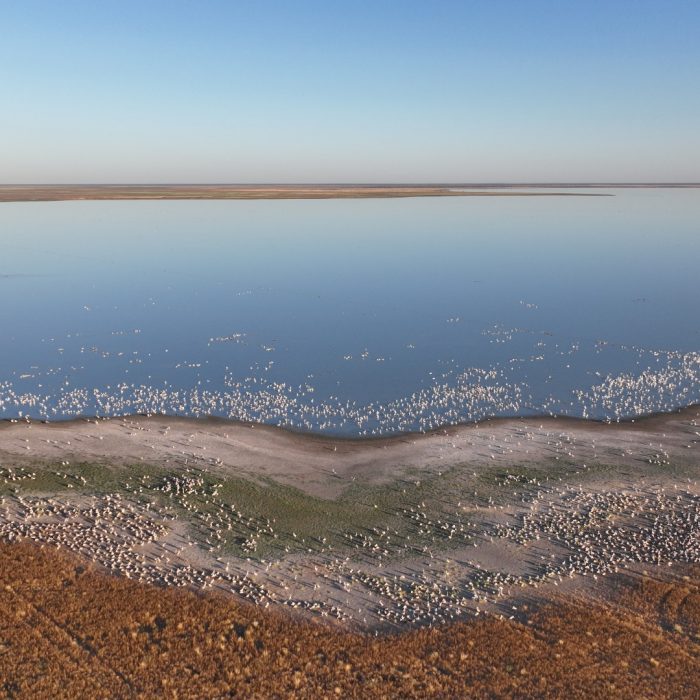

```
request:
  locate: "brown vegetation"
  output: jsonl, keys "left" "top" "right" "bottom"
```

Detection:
{"left": 1, "top": 542, "right": 698, "bottom": 698}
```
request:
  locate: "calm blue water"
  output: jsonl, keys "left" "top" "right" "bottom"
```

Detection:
{"left": 1, "top": 190, "right": 698, "bottom": 434}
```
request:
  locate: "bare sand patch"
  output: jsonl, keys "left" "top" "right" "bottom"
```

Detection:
{"left": 1, "top": 408, "right": 697, "bottom": 498}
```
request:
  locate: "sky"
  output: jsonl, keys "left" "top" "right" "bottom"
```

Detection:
{"left": 1, "top": 0, "right": 699, "bottom": 183}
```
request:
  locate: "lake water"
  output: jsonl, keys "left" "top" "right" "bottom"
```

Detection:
{"left": 1, "top": 190, "right": 698, "bottom": 435}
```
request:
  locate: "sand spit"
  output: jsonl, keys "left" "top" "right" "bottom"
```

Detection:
{"left": 0, "top": 184, "right": 609, "bottom": 202}
{"left": 0, "top": 408, "right": 698, "bottom": 633}
{"left": 1, "top": 540, "right": 698, "bottom": 698}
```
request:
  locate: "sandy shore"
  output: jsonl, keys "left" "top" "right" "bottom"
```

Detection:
{"left": 1, "top": 408, "right": 697, "bottom": 497}
{"left": 0, "top": 184, "right": 609, "bottom": 202}
{"left": 1, "top": 408, "right": 698, "bottom": 632}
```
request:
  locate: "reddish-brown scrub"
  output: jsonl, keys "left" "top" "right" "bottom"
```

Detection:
{"left": 1, "top": 541, "right": 698, "bottom": 699}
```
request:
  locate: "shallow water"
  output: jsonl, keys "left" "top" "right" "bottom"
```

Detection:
{"left": 1, "top": 190, "right": 698, "bottom": 434}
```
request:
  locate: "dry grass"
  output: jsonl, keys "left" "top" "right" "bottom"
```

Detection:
{"left": 1, "top": 540, "right": 698, "bottom": 699}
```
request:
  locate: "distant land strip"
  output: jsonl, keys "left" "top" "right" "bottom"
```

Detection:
{"left": 0, "top": 184, "right": 623, "bottom": 202}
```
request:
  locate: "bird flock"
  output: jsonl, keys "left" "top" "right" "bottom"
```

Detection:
{"left": 1, "top": 341, "right": 698, "bottom": 436}
{"left": 1, "top": 459, "right": 698, "bottom": 630}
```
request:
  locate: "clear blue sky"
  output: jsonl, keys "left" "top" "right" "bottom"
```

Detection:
{"left": 2, "top": 0, "right": 699, "bottom": 183}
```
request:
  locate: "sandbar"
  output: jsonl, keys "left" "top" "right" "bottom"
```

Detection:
{"left": 0, "top": 184, "right": 611, "bottom": 202}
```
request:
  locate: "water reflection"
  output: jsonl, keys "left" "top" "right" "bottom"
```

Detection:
{"left": 0, "top": 191, "right": 698, "bottom": 434}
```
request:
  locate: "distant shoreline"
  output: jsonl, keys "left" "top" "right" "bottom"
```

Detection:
{"left": 0, "top": 184, "right": 619, "bottom": 202}
{"left": 2, "top": 182, "right": 699, "bottom": 202}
